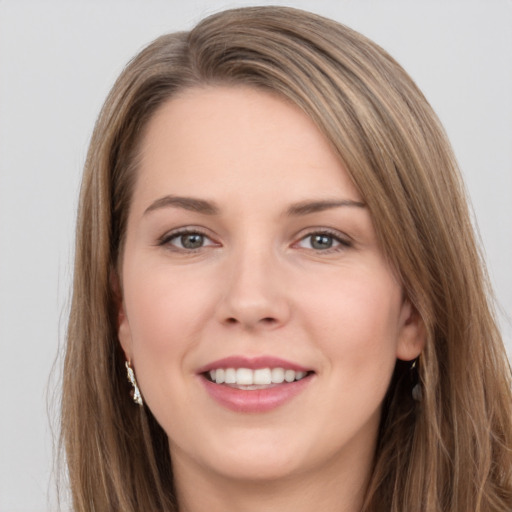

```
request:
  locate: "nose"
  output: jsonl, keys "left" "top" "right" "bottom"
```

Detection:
{"left": 216, "top": 245, "right": 291, "bottom": 330}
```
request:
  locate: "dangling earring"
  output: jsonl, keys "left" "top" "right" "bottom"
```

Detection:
{"left": 125, "top": 361, "right": 143, "bottom": 406}
{"left": 410, "top": 358, "right": 422, "bottom": 402}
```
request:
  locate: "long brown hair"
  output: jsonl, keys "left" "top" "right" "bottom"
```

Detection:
{"left": 62, "top": 6, "right": 512, "bottom": 511}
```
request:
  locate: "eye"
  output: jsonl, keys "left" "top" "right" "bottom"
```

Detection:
{"left": 296, "top": 231, "right": 351, "bottom": 252}
{"left": 158, "top": 229, "right": 218, "bottom": 251}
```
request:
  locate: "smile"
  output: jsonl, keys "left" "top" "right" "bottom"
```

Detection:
{"left": 207, "top": 367, "right": 309, "bottom": 388}
{"left": 198, "top": 356, "right": 315, "bottom": 412}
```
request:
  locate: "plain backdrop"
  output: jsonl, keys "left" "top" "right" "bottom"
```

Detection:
{"left": 0, "top": 1, "right": 511, "bottom": 510}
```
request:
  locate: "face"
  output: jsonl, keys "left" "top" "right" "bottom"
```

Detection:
{"left": 118, "top": 86, "right": 424, "bottom": 488}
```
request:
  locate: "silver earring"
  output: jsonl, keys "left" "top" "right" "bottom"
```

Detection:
{"left": 125, "top": 361, "right": 143, "bottom": 406}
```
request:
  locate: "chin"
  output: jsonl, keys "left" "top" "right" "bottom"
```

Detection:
{"left": 208, "top": 452, "right": 307, "bottom": 483}
{"left": 171, "top": 426, "right": 312, "bottom": 483}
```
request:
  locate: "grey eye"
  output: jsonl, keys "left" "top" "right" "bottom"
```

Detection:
{"left": 296, "top": 231, "right": 350, "bottom": 252}
{"left": 179, "top": 233, "right": 205, "bottom": 249}
{"left": 160, "top": 229, "right": 218, "bottom": 252}
{"left": 309, "top": 234, "right": 334, "bottom": 250}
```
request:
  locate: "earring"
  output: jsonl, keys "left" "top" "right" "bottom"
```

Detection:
{"left": 410, "top": 358, "right": 422, "bottom": 402}
{"left": 125, "top": 361, "right": 143, "bottom": 406}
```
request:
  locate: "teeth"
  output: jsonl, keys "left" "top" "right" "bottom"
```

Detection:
{"left": 224, "top": 368, "right": 236, "bottom": 384}
{"left": 271, "top": 367, "right": 285, "bottom": 383}
{"left": 236, "top": 368, "right": 253, "bottom": 385}
{"left": 284, "top": 369, "right": 295, "bottom": 383}
{"left": 254, "top": 368, "right": 272, "bottom": 385}
{"left": 209, "top": 367, "right": 309, "bottom": 386}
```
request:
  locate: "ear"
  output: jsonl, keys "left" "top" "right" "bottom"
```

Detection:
{"left": 396, "top": 298, "right": 426, "bottom": 361}
{"left": 110, "top": 270, "right": 133, "bottom": 362}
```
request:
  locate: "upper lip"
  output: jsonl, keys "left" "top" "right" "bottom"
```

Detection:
{"left": 196, "top": 356, "right": 312, "bottom": 374}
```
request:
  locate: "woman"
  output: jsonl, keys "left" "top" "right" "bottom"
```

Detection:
{"left": 62, "top": 6, "right": 512, "bottom": 511}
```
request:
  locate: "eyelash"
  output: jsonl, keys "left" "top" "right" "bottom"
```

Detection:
{"left": 295, "top": 229, "right": 352, "bottom": 253}
{"left": 157, "top": 228, "right": 352, "bottom": 253}
{"left": 157, "top": 228, "right": 217, "bottom": 252}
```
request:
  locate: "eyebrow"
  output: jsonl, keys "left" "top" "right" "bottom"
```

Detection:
{"left": 143, "top": 195, "right": 366, "bottom": 217}
{"left": 286, "top": 199, "right": 366, "bottom": 216}
{"left": 144, "top": 195, "right": 219, "bottom": 216}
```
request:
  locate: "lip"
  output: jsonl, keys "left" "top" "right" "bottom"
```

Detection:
{"left": 196, "top": 355, "right": 311, "bottom": 373}
{"left": 197, "top": 355, "right": 314, "bottom": 413}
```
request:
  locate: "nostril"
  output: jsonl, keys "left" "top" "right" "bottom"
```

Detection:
{"left": 224, "top": 316, "right": 277, "bottom": 326}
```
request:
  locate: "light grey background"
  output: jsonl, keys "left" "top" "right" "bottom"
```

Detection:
{"left": 1, "top": 1, "right": 511, "bottom": 510}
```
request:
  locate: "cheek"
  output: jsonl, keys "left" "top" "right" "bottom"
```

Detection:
{"left": 295, "top": 266, "right": 402, "bottom": 370}
{"left": 121, "top": 262, "right": 220, "bottom": 419}
{"left": 122, "top": 261, "right": 218, "bottom": 360}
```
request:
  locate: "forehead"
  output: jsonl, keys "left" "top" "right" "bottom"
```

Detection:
{"left": 133, "top": 85, "right": 361, "bottom": 211}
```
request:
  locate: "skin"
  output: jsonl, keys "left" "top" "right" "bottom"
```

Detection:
{"left": 118, "top": 86, "right": 424, "bottom": 512}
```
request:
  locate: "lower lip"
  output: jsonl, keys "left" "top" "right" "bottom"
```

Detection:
{"left": 200, "top": 375, "right": 313, "bottom": 413}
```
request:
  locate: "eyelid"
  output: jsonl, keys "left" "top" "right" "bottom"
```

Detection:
{"left": 157, "top": 226, "right": 220, "bottom": 251}
{"left": 155, "top": 226, "right": 351, "bottom": 253}
{"left": 292, "top": 227, "right": 352, "bottom": 251}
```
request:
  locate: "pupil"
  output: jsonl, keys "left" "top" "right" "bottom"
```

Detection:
{"left": 181, "top": 234, "right": 203, "bottom": 249}
{"left": 311, "top": 234, "right": 332, "bottom": 249}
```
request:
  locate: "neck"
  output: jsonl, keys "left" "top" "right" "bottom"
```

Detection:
{"left": 172, "top": 443, "right": 373, "bottom": 512}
